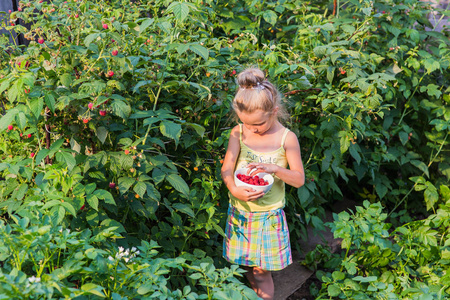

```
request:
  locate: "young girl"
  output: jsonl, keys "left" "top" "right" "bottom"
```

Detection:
{"left": 221, "top": 68, "right": 305, "bottom": 300}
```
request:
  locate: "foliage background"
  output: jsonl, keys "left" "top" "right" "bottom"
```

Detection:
{"left": 0, "top": 0, "right": 449, "bottom": 298}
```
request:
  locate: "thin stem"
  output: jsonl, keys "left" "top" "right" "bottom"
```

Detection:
{"left": 388, "top": 132, "right": 449, "bottom": 217}
{"left": 398, "top": 74, "right": 425, "bottom": 126}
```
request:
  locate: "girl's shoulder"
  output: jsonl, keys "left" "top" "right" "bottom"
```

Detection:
{"left": 283, "top": 130, "right": 301, "bottom": 149}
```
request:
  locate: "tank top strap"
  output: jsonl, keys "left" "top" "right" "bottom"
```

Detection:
{"left": 239, "top": 124, "right": 243, "bottom": 141}
{"left": 280, "top": 128, "right": 290, "bottom": 147}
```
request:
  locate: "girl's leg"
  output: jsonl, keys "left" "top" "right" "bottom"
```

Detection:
{"left": 244, "top": 266, "right": 274, "bottom": 300}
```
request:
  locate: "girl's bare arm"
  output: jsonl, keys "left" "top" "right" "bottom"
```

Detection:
{"left": 247, "top": 131, "right": 305, "bottom": 188}
{"left": 221, "top": 126, "right": 265, "bottom": 201}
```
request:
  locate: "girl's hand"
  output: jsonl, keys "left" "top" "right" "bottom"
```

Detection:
{"left": 231, "top": 186, "right": 265, "bottom": 202}
{"left": 246, "top": 163, "right": 279, "bottom": 176}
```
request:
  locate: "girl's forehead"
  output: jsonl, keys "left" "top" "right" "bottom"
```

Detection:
{"left": 237, "top": 109, "right": 271, "bottom": 122}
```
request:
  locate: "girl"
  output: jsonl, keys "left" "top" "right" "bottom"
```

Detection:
{"left": 221, "top": 68, "right": 305, "bottom": 300}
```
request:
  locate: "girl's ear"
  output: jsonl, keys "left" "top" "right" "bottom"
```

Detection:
{"left": 273, "top": 106, "right": 279, "bottom": 115}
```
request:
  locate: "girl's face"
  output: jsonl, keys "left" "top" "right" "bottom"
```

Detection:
{"left": 236, "top": 108, "right": 278, "bottom": 135}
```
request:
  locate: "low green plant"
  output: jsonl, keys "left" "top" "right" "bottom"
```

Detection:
{"left": 312, "top": 199, "right": 450, "bottom": 299}
{"left": 0, "top": 214, "right": 258, "bottom": 299}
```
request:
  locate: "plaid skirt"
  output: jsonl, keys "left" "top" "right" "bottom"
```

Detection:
{"left": 223, "top": 205, "right": 292, "bottom": 271}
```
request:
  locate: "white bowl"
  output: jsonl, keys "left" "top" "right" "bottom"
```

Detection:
{"left": 234, "top": 168, "right": 274, "bottom": 193}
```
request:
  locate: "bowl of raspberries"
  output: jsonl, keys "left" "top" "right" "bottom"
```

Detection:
{"left": 234, "top": 168, "right": 274, "bottom": 193}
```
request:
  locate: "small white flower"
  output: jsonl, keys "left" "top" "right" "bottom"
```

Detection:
{"left": 118, "top": 246, "right": 124, "bottom": 253}
{"left": 131, "top": 247, "right": 137, "bottom": 252}
{"left": 108, "top": 256, "right": 114, "bottom": 261}
{"left": 28, "top": 276, "right": 41, "bottom": 283}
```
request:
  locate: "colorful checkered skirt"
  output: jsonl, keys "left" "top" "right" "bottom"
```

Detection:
{"left": 223, "top": 206, "right": 292, "bottom": 271}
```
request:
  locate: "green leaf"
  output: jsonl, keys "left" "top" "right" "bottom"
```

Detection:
{"left": 35, "top": 149, "right": 49, "bottom": 164}
{"left": 424, "top": 182, "right": 438, "bottom": 211}
{"left": 340, "top": 135, "right": 350, "bottom": 154}
{"left": 96, "top": 126, "right": 108, "bottom": 144}
{"left": 424, "top": 58, "right": 440, "bottom": 74}
{"left": 349, "top": 144, "right": 361, "bottom": 164}
{"left": 172, "top": 203, "right": 195, "bottom": 217}
{"left": 15, "top": 111, "right": 27, "bottom": 130}
{"left": 166, "top": 2, "right": 190, "bottom": 22}
{"left": 160, "top": 121, "right": 182, "bottom": 145}
{"left": 60, "top": 151, "right": 76, "bottom": 171}
{"left": 212, "top": 222, "right": 226, "bottom": 238}
{"left": 86, "top": 194, "right": 99, "bottom": 211}
{"left": 189, "top": 44, "right": 209, "bottom": 61}
{"left": 375, "top": 183, "right": 388, "bottom": 199}
{"left": 132, "top": 80, "right": 152, "bottom": 93}
{"left": 429, "top": 119, "right": 449, "bottom": 131}
{"left": 61, "top": 202, "right": 76, "bottom": 217}
{"left": 146, "top": 182, "right": 161, "bottom": 201}
{"left": 93, "top": 189, "right": 116, "bottom": 205}
{"left": 60, "top": 73, "right": 72, "bottom": 87}
{"left": 111, "top": 100, "right": 131, "bottom": 119}
{"left": 327, "top": 284, "right": 341, "bottom": 297}
{"left": 80, "top": 283, "right": 105, "bottom": 297}
{"left": 186, "top": 122, "right": 205, "bottom": 137}
{"left": 327, "top": 66, "right": 335, "bottom": 84}
{"left": 410, "top": 160, "right": 429, "bottom": 177}
{"left": 84, "top": 33, "right": 99, "bottom": 48}
{"left": 166, "top": 174, "right": 189, "bottom": 197}
{"left": 29, "top": 98, "right": 44, "bottom": 120}
{"left": 0, "top": 109, "right": 18, "bottom": 131}
{"left": 119, "top": 177, "right": 135, "bottom": 194}
{"left": 353, "top": 276, "right": 378, "bottom": 282}
{"left": 133, "top": 181, "right": 147, "bottom": 198}
{"left": 440, "top": 185, "right": 450, "bottom": 201}
{"left": 399, "top": 131, "right": 409, "bottom": 145}
{"left": 297, "top": 185, "right": 311, "bottom": 207}
{"left": 138, "top": 18, "right": 154, "bottom": 34}
{"left": 44, "top": 94, "right": 56, "bottom": 113}
{"left": 263, "top": 10, "right": 278, "bottom": 26}
{"left": 425, "top": 84, "right": 442, "bottom": 98}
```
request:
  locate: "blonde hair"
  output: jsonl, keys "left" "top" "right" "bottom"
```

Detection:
{"left": 232, "top": 68, "right": 288, "bottom": 122}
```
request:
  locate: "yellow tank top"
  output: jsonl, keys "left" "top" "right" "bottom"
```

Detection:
{"left": 230, "top": 124, "right": 290, "bottom": 212}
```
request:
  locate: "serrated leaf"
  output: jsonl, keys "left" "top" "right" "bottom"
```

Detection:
{"left": 166, "top": 174, "right": 189, "bottom": 197}
{"left": 139, "top": 18, "right": 154, "bottom": 34}
{"left": 186, "top": 122, "right": 205, "bottom": 137}
{"left": 59, "top": 151, "right": 76, "bottom": 171}
{"left": 96, "top": 126, "right": 108, "bottom": 144}
{"left": 0, "top": 109, "right": 18, "bottom": 131}
{"left": 297, "top": 185, "right": 311, "bottom": 207}
{"left": 212, "top": 222, "right": 226, "bottom": 238}
{"left": 84, "top": 33, "right": 99, "bottom": 48}
{"left": 172, "top": 203, "right": 195, "bottom": 217}
{"left": 29, "top": 97, "right": 44, "bottom": 120}
{"left": 189, "top": 44, "right": 209, "bottom": 61}
{"left": 425, "top": 182, "right": 438, "bottom": 211}
{"left": 111, "top": 100, "right": 131, "bottom": 119}
{"left": 86, "top": 194, "right": 99, "bottom": 211}
{"left": 410, "top": 160, "right": 429, "bottom": 177}
{"left": 133, "top": 181, "right": 147, "bottom": 198}
{"left": 93, "top": 189, "right": 116, "bottom": 205}
{"left": 118, "top": 177, "right": 135, "bottom": 194}
{"left": 263, "top": 10, "right": 278, "bottom": 26}
{"left": 35, "top": 149, "right": 49, "bottom": 164}
{"left": 167, "top": 2, "right": 190, "bottom": 22}
{"left": 146, "top": 182, "right": 161, "bottom": 201}
{"left": 61, "top": 202, "right": 76, "bottom": 216}
{"left": 160, "top": 121, "right": 182, "bottom": 145}
{"left": 15, "top": 111, "right": 27, "bottom": 130}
